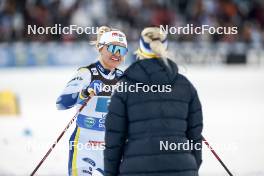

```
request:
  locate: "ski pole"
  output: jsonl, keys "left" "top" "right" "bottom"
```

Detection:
{"left": 30, "top": 96, "right": 92, "bottom": 176}
{"left": 202, "top": 136, "right": 233, "bottom": 176}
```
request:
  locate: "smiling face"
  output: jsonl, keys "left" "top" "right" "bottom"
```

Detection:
{"left": 99, "top": 42, "right": 127, "bottom": 70}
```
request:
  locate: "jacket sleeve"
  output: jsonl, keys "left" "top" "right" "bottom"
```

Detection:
{"left": 186, "top": 84, "right": 203, "bottom": 169}
{"left": 104, "top": 86, "right": 127, "bottom": 176}
{"left": 56, "top": 68, "right": 91, "bottom": 110}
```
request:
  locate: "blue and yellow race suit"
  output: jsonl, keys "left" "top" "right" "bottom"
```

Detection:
{"left": 56, "top": 61, "right": 123, "bottom": 176}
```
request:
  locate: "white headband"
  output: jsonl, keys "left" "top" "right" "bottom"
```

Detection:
{"left": 98, "top": 31, "right": 127, "bottom": 48}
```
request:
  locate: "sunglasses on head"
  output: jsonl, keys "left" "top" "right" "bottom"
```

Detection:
{"left": 107, "top": 44, "right": 128, "bottom": 56}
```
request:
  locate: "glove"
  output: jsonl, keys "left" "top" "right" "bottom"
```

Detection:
{"left": 79, "top": 80, "right": 104, "bottom": 99}
{"left": 87, "top": 80, "right": 104, "bottom": 95}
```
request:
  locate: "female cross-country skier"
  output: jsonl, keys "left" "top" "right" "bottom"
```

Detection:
{"left": 104, "top": 27, "right": 203, "bottom": 176}
{"left": 56, "top": 26, "right": 128, "bottom": 176}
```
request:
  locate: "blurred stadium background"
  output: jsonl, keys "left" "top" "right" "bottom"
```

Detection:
{"left": 0, "top": 0, "right": 263, "bottom": 175}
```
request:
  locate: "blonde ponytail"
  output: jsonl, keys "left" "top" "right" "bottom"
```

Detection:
{"left": 135, "top": 27, "right": 172, "bottom": 60}
{"left": 90, "top": 26, "right": 111, "bottom": 50}
{"left": 150, "top": 40, "right": 172, "bottom": 67}
{"left": 149, "top": 40, "right": 170, "bottom": 59}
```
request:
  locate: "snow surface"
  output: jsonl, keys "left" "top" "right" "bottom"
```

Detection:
{"left": 0, "top": 65, "right": 264, "bottom": 175}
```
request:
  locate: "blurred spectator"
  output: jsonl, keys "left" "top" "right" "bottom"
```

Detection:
{"left": 0, "top": 0, "right": 263, "bottom": 44}
{"left": 0, "top": 0, "right": 24, "bottom": 41}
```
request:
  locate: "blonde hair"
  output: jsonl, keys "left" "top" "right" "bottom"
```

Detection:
{"left": 90, "top": 26, "right": 111, "bottom": 50}
{"left": 135, "top": 27, "right": 172, "bottom": 60}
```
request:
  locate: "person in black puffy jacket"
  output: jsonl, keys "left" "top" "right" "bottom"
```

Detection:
{"left": 104, "top": 27, "right": 203, "bottom": 176}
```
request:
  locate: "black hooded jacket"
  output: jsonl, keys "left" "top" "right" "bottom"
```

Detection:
{"left": 104, "top": 58, "right": 203, "bottom": 176}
